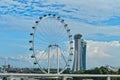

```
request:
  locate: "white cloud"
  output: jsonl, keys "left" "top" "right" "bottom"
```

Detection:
{"left": 47, "top": 0, "right": 120, "bottom": 22}
{"left": 87, "top": 40, "right": 120, "bottom": 58}
{"left": 1, "top": 40, "right": 120, "bottom": 68}
{"left": 1, "top": 14, "right": 120, "bottom": 37}
{"left": 1, "top": 0, "right": 21, "bottom": 6}
{"left": 0, "top": 15, "right": 36, "bottom": 32}
{"left": 0, "top": 0, "right": 120, "bottom": 69}
{"left": 1, "top": 0, "right": 120, "bottom": 35}
{"left": 1, "top": 0, "right": 120, "bottom": 22}
{"left": 86, "top": 40, "right": 120, "bottom": 68}
{"left": 67, "top": 20, "right": 120, "bottom": 37}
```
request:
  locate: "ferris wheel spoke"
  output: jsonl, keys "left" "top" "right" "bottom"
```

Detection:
{"left": 35, "top": 35, "right": 50, "bottom": 44}
{"left": 57, "top": 32, "right": 69, "bottom": 42}
{"left": 55, "top": 33, "right": 67, "bottom": 43}
{"left": 34, "top": 39, "right": 50, "bottom": 45}
{"left": 61, "top": 52, "right": 67, "bottom": 64}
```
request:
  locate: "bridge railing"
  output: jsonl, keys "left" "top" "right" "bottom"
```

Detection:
{"left": 0, "top": 73, "right": 120, "bottom": 80}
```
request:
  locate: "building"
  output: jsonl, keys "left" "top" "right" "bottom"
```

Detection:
{"left": 72, "top": 34, "right": 86, "bottom": 72}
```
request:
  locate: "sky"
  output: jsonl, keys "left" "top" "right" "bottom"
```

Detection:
{"left": 0, "top": 0, "right": 120, "bottom": 69}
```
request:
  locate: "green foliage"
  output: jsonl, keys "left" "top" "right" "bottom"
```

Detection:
{"left": 74, "top": 70, "right": 84, "bottom": 74}
{"left": 118, "top": 68, "right": 120, "bottom": 74}
{"left": 74, "top": 66, "right": 118, "bottom": 74}
{"left": 73, "top": 66, "right": 120, "bottom": 80}
{"left": 63, "top": 68, "right": 71, "bottom": 74}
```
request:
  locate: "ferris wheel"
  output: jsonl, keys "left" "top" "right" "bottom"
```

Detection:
{"left": 29, "top": 14, "right": 74, "bottom": 74}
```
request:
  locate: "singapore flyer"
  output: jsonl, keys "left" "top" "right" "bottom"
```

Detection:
{"left": 29, "top": 14, "right": 74, "bottom": 74}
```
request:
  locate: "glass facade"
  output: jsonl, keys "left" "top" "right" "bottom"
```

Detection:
{"left": 72, "top": 34, "right": 86, "bottom": 72}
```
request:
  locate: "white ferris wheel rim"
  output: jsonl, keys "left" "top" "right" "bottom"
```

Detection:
{"left": 29, "top": 14, "right": 74, "bottom": 74}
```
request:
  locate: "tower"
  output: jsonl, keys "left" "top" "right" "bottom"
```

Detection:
{"left": 72, "top": 34, "right": 86, "bottom": 72}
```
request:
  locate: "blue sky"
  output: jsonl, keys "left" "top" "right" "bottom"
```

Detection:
{"left": 0, "top": 0, "right": 120, "bottom": 69}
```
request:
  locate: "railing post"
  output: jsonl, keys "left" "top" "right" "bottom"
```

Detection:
{"left": 63, "top": 76, "right": 67, "bottom": 80}
{"left": 107, "top": 76, "right": 110, "bottom": 80}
